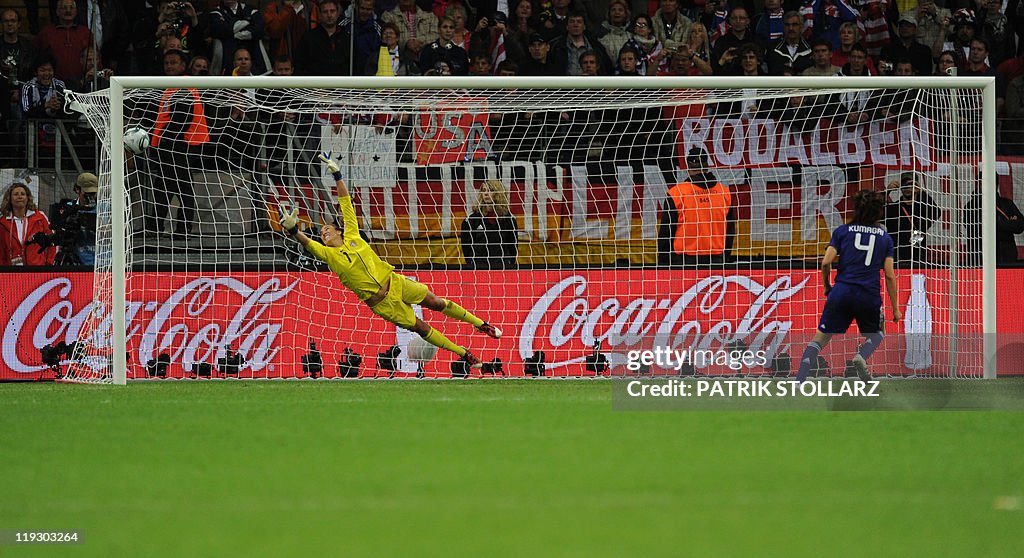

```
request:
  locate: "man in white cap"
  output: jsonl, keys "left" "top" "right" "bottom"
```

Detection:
{"left": 71, "top": 171, "right": 98, "bottom": 266}
{"left": 879, "top": 13, "right": 933, "bottom": 77}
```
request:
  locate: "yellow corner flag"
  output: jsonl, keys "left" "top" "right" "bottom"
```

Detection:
{"left": 375, "top": 46, "right": 394, "bottom": 77}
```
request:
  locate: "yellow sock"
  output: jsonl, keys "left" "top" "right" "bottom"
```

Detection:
{"left": 441, "top": 299, "right": 484, "bottom": 328}
{"left": 422, "top": 327, "right": 466, "bottom": 357}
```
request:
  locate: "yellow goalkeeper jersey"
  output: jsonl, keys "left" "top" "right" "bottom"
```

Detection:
{"left": 304, "top": 196, "right": 394, "bottom": 301}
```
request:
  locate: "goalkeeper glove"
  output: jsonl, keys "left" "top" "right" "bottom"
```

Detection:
{"left": 319, "top": 152, "right": 343, "bottom": 181}
{"left": 232, "top": 20, "right": 250, "bottom": 33}
{"left": 279, "top": 204, "right": 299, "bottom": 236}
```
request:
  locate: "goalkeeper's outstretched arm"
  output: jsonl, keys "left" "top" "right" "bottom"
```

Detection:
{"left": 319, "top": 152, "right": 350, "bottom": 199}
{"left": 278, "top": 204, "right": 311, "bottom": 247}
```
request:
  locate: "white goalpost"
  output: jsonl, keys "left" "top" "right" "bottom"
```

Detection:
{"left": 64, "top": 75, "right": 997, "bottom": 384}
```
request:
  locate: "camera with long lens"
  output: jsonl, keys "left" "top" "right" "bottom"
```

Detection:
{"left": 27, "top": 199, "right": 92, "bottom": 265}
{"left": 0, "top": 54, "right": 19, "bottom": 86}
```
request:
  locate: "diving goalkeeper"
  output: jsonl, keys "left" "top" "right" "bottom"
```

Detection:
{"left": 279, "top": 154, "right": 501, "bottom": 368}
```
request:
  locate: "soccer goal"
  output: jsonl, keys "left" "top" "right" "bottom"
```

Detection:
{"left": 63, "top": 75, "right": 997, "bottom": 383}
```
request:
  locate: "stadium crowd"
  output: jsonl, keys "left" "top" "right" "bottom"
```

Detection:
{"left": 0, "top": 1, "right": 1019, "bottom": 87}
{"left": 0, "top": 0, "right": 1022, "bottom": 268}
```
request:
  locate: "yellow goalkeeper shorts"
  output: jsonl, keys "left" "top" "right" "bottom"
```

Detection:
{"left": 369, "top": 273, "right": 429, "bottom": 330}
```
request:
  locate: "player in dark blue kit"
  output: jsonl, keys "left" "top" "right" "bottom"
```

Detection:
{"left": 797, "top": 190, "right": 903, "bottom": 381}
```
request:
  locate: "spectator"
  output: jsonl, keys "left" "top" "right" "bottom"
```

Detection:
{"left": 964, "top": 185, "right": 1024, "bottom": 263}
{"left": 230, "top": 46, "right": 254, "bottom": 76}
{"left": 658, "top": 48, "right": 702, "bottom": 76}
{"left": 978, "top": 0, "right": 1013, "bottom": 69}
{"left": 913, "top": 0, "right": 952, "bottom": 56}
{"left": 164, "top": 1, "right": 204, "bottom": 58}
{"left": 189, "top": 55, "right": 211, "bottom": 75}
{"left": 21, "top": 56, "right": 69, "bottom": 122}
{"left": 799, "top": 0, "right": 858, "bottom": 51}
{"left": 0, "top": 182, "right": 56, "bottom": 266}
{"left": 711, "top": 7, "right": 758, "bottom": 74}
{"left": 495, "top": 59, "right": 518, "bottom": 76}
{"left": 1003, "top": 72, "right": 1024, "bottom": 153}
{"left": 381, "top": 0, "right": 439, "bottom": 65}
{"left": 508, "top": 0, "right": 538, "bottom": 46}
{"left": 713, "top": 43, "right": 766, "bottom": 119}
{"left": 766, "top": 11, "right": 812, "bottom": 75}
{"left": 802, "top": 39, "right": 840, "bottom": 76}
{"left": 68, "top": 45, "right": 112, "bottom": 93}
{"left": 294, "top": 0, "right": 351, "bottom": 76}
{"left": 342, "top": 0, "right": 382, "bottom": 76}
{"left": 255, "top": 55, "right": 297, "bottom": 173}
{"left": 460, "top": 180, "right": 518, "bottom": 269}
{"left": 597, "top": 0, "right": 632, "bottom": 63}
{"left": 626, "top": 14, "right": 666, "bottom": 75}
{"left": 698, "top": 0, "right": 728, "bottom": 44}
{"left": 263, "top": 0, "right": 319, "bottom": 60}
{"left": 652, "top": 0, "right": 693, "bottom": 54}
{"left": 474, "top": 11, "right": 525, "bottom": 70}
{"left": 538, "top": 0, "right": 573, "bottom": 41}
{"left": 960, "top": 37, "right": 994, "bottom": 76}
{"left": 367, "top": 22, "right": 417, "bottom": 75}
{"left": 682, "top": 22, "right": 714, "bottom": 75}
{"left": 468, "top": 53, "right": 493, "bottom": 75}
{"left": 551, "top": 11, "right": 613, "bottom": 75}
{"left": 832, "top": 22, "right": 876, "bottom": 73}
{"left": 865, "top": 58, "right": 916, "bottom": 123}
{"left": 884, "top": 171, "right": 941, "bottom": 266}
{"left": 579, "top": 50, "right": 601, "bottom": 76}
{"left": 1, "top": 10, "right": 36, "bottom": 86}
{"left": 419, "top": 17, "right": 469, "bottom": 75}
{"left": 162, "top": 48, "right": 188, "bottom": 76}
{"left": 752, "top": 0, "right": 784, "bottom": 45}
{"left": 658, "top": 146, "right": 734, "bottom": 267}
{"left": 857, "top": 0, "right": 891, "bottom": 57}
{"left": 210, "top": 0, "right": 267, "bottom": 75}
{"left": 879, "top": 13, "right": 933, "bottom": 78}
{"left": 935, "top": 49, "right": 957, "bottom": 76}
{"left": 443, "top": 4, "right": 473, "bottom": 53}
{"left": 430, "top": 0, "right": 464, "bottom": 23}
{"left": 935, "top": 9, "right": 979, "bottom": 67}
{"left": 520, "top": 33, "right": 564, "bottom": 75}
{"left": 137, "top": 1, "right": 205, "bottom": 73}
{"left": 615, "top": 45, "right": 641, "bottom": 75}
{"left": 836, "top": 44, "right": 874, "bottom": 128}
{"left": 35, "top": 0, "right": 92, "bottom": 84}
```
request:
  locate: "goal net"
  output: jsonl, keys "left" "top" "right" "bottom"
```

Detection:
{"left": 63, "top": 76, "right": 997, "bottom": 383}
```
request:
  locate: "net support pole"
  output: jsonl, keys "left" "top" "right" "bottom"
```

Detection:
{"left": 982, "top": 79, "right": 998, "bottom": 379}
{"left": 110, "top": 79, "right": 127, "bottom": 385}
{"left": 948, "top": 85, "right": 960, "bottom": 377}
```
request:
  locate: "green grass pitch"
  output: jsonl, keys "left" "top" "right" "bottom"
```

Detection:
{"left": 2, "top": 381, "right": 1023, "bottom": 557}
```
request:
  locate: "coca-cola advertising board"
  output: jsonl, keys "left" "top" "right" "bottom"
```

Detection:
{"left": 3, "top": 268, "right": 1016, "bottom": 380}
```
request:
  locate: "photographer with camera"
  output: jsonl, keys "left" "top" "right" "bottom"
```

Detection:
{"left": 61, "top": 172, "right": 98, "bottom": 266}
{"left": 884, "top": 172, "right": 941, "bottom": 267}
{"left": 0, "top": 182, "right": 56, "bottom": 266}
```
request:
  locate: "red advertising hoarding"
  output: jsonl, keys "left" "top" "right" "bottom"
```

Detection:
{"left": 3, "top": 268, "right": 1017, "bottom": 381}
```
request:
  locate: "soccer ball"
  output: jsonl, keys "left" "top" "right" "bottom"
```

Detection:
{"left": 123, "top": 126, "right": 150, "bottom": 155}
{"left": 406, "top": 336, "right": 439, "bottom": 364}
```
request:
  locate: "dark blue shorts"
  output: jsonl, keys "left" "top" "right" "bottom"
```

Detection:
{"left": 817, "top": 285, "right": 883, "bottom": 334}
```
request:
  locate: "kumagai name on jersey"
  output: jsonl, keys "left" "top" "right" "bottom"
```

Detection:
{"left": 829, "top": 223, "right": 895, "bottom": 292}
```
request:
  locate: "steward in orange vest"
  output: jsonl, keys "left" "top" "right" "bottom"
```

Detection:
{"left": 658, "top": 147, "right": 735, "bottom": 267}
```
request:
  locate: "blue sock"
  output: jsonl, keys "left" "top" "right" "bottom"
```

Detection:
{"left": 857, "top": 332, "right": 884, "bottom": 361}
{"left": 796, "top": 341, "right": 823, "bottom": 382}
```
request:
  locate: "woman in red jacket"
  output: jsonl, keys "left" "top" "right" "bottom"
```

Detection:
{"left": 0, "top": 182, "right": 56, "bottom": 266}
